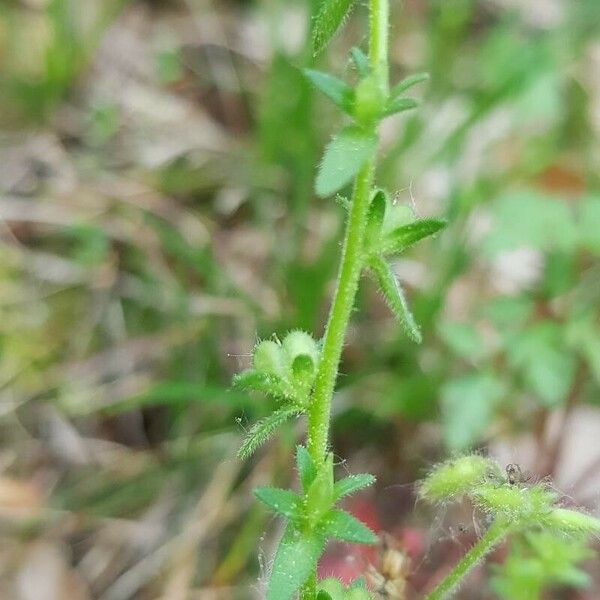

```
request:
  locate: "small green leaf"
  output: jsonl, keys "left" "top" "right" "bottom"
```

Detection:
{"left": 441, "top": 373, "right": 506, "bottom": 451}
{"left": 238, "top": 406, "right": 302, "bottom": 460}
{"left": 233, "top": 369, "right": 290, "bottom": 400}
{"left": 334, "top": 473, "right": 376, "bottom": 500}
{"left": 267, "top": 523, "right": 324, "bottom": 600}
{"left": 350, "top": 47, "right": 369, "bottom": 77}
{"left": 316, "top": 126, "right": 377, "bottom": 198}
{"left": 320, "top": 509, "right": 378, "bottom": 544}
{"left": 364, "top": 189, "right": 387, "bottom": 251}
{"left": 368, "top": 256, "right": 421, "bottom": 343}
{"left": 306, "top": 453, "right": 335, "bottom": 528}
{"left": 296, "top": 445, "right": 317, "bottom": 492}
{"left": 376, "top": 218, "right": 447, "bottom": 255}
{"left": 390, "top": 72, "right": 429, "bottom": 97}
{"left": 304, "top": 69, "right": 354, "bottom": 113}
{"left": 312, "top": 0, "right": 358, "bottom": 56}
{"left": 317, "top": 592, "right": 334, "bottom": 600}
{"left": 382, "top": 97, "right": 419, "bottom": 117}
{"left": 255, "top": 487, "right": 300, "bottom": 520}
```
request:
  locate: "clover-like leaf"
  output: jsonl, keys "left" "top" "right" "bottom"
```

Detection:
{"left": 238, "top": 406, "right": 303, "bottom": 460}
{"left": 304, "top": 69, "right": 354, "bottom": 114}
{"left": 255, "top": 487, "right": 301, "bottom": 520}
{"left": 376, "top": 218, "right": 446, "bottom": 255}
{"left": 334, "top": 473, "right": 376, "bottom": 500}
{"left": 267, "top": 523, "right": 325, "bottom": 600}
{"left": 312, "top": 0, "right": 358, "bottom": 56}
{"left": 320, "top": 508, "right": 378, "bottom": 544}
{"left": 368, "top": 256, "right": 421, "bottom": 343}
{"left": 316, "top": 126, "right": 377, "bottom": 198}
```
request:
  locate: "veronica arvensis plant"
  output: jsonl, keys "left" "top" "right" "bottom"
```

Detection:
{"left": 233, "top": 1, "right": 599, "bottom": 599}
{"left": 235, "top": 1, "right": 442, "bottom": 598}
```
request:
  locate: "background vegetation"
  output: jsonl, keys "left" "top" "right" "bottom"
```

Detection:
{"left": 0, "top": 0, "right": 599, "bottom": 598}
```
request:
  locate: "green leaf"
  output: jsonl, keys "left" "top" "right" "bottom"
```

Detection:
{"left": 376, "top": 218, "right": 447, "bottom": 255}
{"left": 233, "top": 370, "right": 290, "bottom": 400}
{"left": 438, "top": 322, "right": 485, "bottom": 361}
{"left": 368, "top": 256, "right": 421, "bottom": 343}
{"left": 577, "top": 195, "right": 600, "bottom": 253}
{"left": 390, "top": 72, "right": 429, "bottom": 97}
{"left": 382, "top": 97, "right": 419, "bottom": 117}
{"left": 312, "top": 0, "right": 357, "bottom": 56}
{"left": 508, "top": 322, "right": 576, "bottom": 407}
{"left": 306, "top": 453, "right": 335, "bottom": 528}
{"left": 296, "top": 445, "right": 317, "bottom": 492}
{"left": 441, "top": 373, "right": 505, "bottom": 451}
{"left": 267, "top": 523, "right": 324, "bottom": 600}
{"left": 350, "top": 47, "right": 369, "bottom": 77}
{"left": 364, "top": 189, "right": 387, "bottom": 251}
{"left": 482, "top": 191, "right": 578, "bottom": 256}
{"left": 255, "top": 487, "right": 300, "bottom": 520}
{"left": 304, "top": 69, "right": 354, "bottom": 113}
{"left": 316, "top": 126, "right": 377, "bottom": 198}
{"left": 238, "top": 406, "right": 302, "bottom": 460}
{"left": 334, "top": 473, "right": 376, "bottom": 500}
{"left": 320, "top": 509, "right": 378, "bottom": 544}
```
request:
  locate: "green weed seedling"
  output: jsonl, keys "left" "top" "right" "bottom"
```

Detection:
{"left": 233, "top": 1, "right": 599, "bottom": 599}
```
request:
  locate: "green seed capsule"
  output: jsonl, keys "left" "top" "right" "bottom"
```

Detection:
{"left": 419, "top": 455, "right": 493, "bottom": 502}
{"left": 282, "top": 330, "right": 319, "bottom": 368}
{"left": 253, "top": 340, "right": 285, "bottom": 377}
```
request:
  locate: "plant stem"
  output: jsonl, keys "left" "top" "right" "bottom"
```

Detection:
{"left": 306, "top": 160, "right": 374, "bottom": 462}
{"left": 306, "top": 0, "right": 390, "bottom": 468}
{"left": 423, "top": 519, "right": 513, "bottom": 600}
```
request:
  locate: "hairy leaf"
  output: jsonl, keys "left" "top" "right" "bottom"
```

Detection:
{"left": 233, "top": 369, "right": 290, "bottom": 400}
{"left": 255, "top": 487, "right": 300, "bottom": 520}
{"left": 334, "top": 473, "right": 376, "bottom": 500}
{"left": 377, "top": 218, "right": 446, "bottom": 255}
{"left": 267, "top": 523, "right": 324, "bottom": 600}
{"left": 304, "top": 69, "right": 354, "bottom": 113}
{"left": 350, "top": 47, "right": 369, "bottom": 77}
{"left": 320, "top": 509, "right": 378, "bottom": 544}
{"left": 390, "top": 72, "right": 429, "bottom": 97}
{"left": 368, "top": 256, "right": 421, "bottom": 343}
{"left": 296, "top": 445, "right": 317, "bottom": 492}
{"left": 382, "top": 96, "right": 419, "bottom": 117}
{"left": 306, "top": 453, "right": 335, "bottom": 527}
{"left": 312, "top": 0, "right": 357, "bottom": 56}
{"left": 316, "top": 126, "right": 377, "bottom": 197}
{"left": 238, "top": 407, "right": 302, "bottom": 460}
{"left": 364, "top": 189, "right": 387, "bottom": 251}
